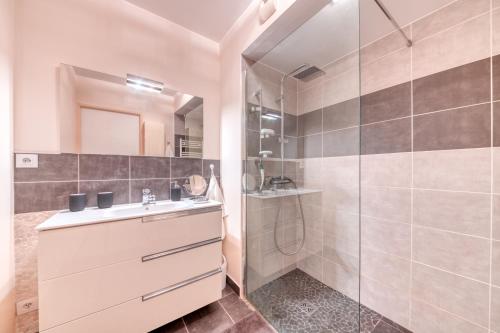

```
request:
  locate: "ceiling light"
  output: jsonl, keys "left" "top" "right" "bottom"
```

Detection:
{"left": 126, "top": 74, "right": 164, "bottom": 93}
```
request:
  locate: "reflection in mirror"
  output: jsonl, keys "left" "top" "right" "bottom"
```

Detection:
{"left": 58, "top": 64, "right": 203, "bottom": 157}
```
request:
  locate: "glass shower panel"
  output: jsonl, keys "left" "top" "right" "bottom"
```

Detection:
{"left": 243, "top": 1, "right": 363, "bottom": 332}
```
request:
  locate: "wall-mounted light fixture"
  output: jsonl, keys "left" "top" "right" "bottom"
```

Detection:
{"left": 259, "top": 0, "right": 277, "bottom": 24}
{"left": 126, "top": 74, "right": 164, "bottom": 93}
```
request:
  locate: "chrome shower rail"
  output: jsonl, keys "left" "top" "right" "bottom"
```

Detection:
{"left": 373, "top": 0, "right": 412, "bottom": 47}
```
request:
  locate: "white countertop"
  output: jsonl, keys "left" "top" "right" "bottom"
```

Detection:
{"left": 36, "top": 199, "right": 222, "bottom": 231}
{"left": 246, "top": 188, "right": 322, "bottom": 199}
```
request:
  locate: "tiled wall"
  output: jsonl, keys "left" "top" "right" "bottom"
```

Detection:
{"left": 292, "top": 0, "right": 500, "bottom": 332}
{"left": 14, "top": 154, "right": 220, "bottom": 213}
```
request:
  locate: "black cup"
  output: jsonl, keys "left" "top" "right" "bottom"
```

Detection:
{"left": 97, "top": 192, "right": 114, "bottom": 209}
{"left": 69, "top": 193, "right": 87, "bottom": 212}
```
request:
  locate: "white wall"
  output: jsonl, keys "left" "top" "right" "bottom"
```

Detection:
{"left": 14, "top": 0, "right": 220, "bottom": 159}
{"left": 0, "top": 0, "right": 15, "bottom": 331}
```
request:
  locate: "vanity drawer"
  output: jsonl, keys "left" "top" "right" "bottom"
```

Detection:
{"left": 39, "top": 241, "right": 221, "bottom": 331}
{"left": 39, "top": 207, "right": 222, "bottom": 281}
{"left": 42, "top": 271, "right": 222, "bottom": 333}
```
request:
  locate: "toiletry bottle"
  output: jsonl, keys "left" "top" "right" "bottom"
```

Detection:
{"left": 171, "top": 181, "right": 181, "bottom": 201}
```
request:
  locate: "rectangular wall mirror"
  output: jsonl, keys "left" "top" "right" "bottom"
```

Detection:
{"left": 58, "top": 64, "right": 203, "bottom": 158}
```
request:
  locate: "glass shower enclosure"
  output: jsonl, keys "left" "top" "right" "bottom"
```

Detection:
{"left": 242, "top": 1, "right": 364, "bottom": 332}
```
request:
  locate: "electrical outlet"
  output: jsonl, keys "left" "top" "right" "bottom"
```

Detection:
{"left": 16, "top": 297, "right": 38, "bottom": 315}
{"left": 15, "top": 154, "right": 38, "bottom": 168}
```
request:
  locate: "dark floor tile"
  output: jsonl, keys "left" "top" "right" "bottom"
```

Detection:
{"left": 14, "top": 182, "right": 78, "bottom": 213}
{"left": 323, "top": 98, "right": 360, "bottom": 131}
{"left": 298, "top": 109, "right": 322, "bottom": 136}
{"left": 79, "top": 180, "right": 130, "bottom": 207}
{"left": 323, "top": 127, "right": 360, "bottom": 157}
{"left": 361, "top": 82, "right": 411, "bottom": 124}
{"left": 372, "top": 320, "right": 409, "bottom": 333}
{"left": 14, "top": 153, "right": 78, "bottom": 182}
{"left": 130, "top": 179, "right": 170, "bottom": 203}
{"left": 223, "top": 313, "right": 274, "bottom": 333}
{"left": 130, "top": 156, "right": 170, "bottom": 179}
{"left": 171, "top": 157, "right": 202, "bottom": 178}
{"left": 361, "top": 118, "right": 411, "bottom": 155}
{"left": 219, "top": 293, "right": 254, "bottom": 323}
{"left": 184, "top": 302, "right": 233, "bottom": 333}
{"left": 413, "top": 58, "right": 491, "bottom": 115}
{"left": 222, "top": 285, "right": 236, "bottom": 298}
{"left": 149, "top": 318, "right": 187, "bottom": 333}
{"left": 79, "top": 154, "right": 129, "bottom": 180}
{"left": 414, "top": 103, "right": 491, "bottom": 151}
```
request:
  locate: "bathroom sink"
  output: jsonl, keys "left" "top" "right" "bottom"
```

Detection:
{"left": 36, "top": 199, "right": 222, "bottom": 231}
{"left": 101, "top": 200, "right": 193, "bottom": 219}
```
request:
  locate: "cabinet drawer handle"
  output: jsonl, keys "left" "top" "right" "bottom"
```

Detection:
{"left": 142, "top": 268, "right": 222, "bottom": 302}
{"left": 142, "top": 238, "right": 222, "bottom": 262}
{"left": 142, "top": 206, "right": 221, "bottom": 223}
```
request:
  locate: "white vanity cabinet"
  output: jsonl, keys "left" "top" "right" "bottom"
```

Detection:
{"left": 37, "top": 203, "right": 223, "bottom": 333}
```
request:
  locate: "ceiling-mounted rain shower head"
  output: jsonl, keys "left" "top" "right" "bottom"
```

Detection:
{"left": 293, "top": 65, "right": 325, "bottom": 82}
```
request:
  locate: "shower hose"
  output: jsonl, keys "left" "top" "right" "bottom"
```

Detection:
{"left": 273, "top": 179, "right": 306, "bottom": 256}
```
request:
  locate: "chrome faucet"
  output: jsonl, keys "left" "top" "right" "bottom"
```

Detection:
{"left": 142, "top": 189, "right": 156, "bottom": 206}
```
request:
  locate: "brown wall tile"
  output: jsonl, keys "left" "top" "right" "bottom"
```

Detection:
{"left": 413, "top": 58, "right": 490, "bottom": 115}
{"left": 413, "top": 104, "right": 491, "bottom": 151}
{"left": 14, "top": 153, "right": 77, "bottom": 182}
{"left": 79, "top": 154, "right": 129, "bottom": 180}
{"left": 130, "top": 156, "right": 170, "bottom": 179}
{"left": 170, "top": 157, "right": 202, "bottom": 178}
{"left": 14, "top": 182, "right": 78, "bottom": 213}
{"left": 494, "top": 55, "right": 500, "bottom": 100}
{"left": 202, "top": 159, "right": 220, "bottom": 178}
{"left": 323, "top": 128, "right": 359, "bottom": 157}
{"left": 298, "top": 109, "right": 322, "bottom": 136}
{"left": 79, "top": 180, "right": 130, "bottom": 207}
{"left": 323, "top": 98, "right": 360, "bottom": 131}
{"left": 130, "top": 179, "right": 170, "bottom": 203}
{"left": 361, "top": 82, "right": 411, "bottom": 124}
{"left": 298, "top": 134, "right": 322, "bottom": 158}
{"left": 494, "top": 102, "right": 500, "bottom": 146}
{"left": 361, "top": 118, "right": 411, "bottom": 155}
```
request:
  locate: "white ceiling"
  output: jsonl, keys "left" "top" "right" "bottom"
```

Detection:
{"left": 125, "top": 0, "right": 254, "bottom": 42}
{"left": 259, "top": 0, "right": 457, "bottom": 73}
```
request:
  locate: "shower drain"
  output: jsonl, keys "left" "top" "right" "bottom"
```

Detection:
{"left": 297, "top": 300, "right": 318, "bottom": 317}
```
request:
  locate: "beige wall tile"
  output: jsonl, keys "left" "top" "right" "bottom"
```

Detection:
{"left": 493, "top": 240, "right": 500, "bottom": 287}
{"left": 412, "top": 0, "right": 490, "bottom": 42}
{"left": 360, "top": 277, "right": 410, "bottom": 327}
{"left": 495, "top": 0, "right": 500, "bottom": 9}
{"left": 322, "top": 185, "right": 359, "bottom": 215}
{"left": 413, "top": 226, "right": 490, "bottom": 282}
{"left": 323, "top": 68, "right": 360, "bottom": 108}
{"left": 361, "top": 26, "right": 411, "bottom": 65}
{"left": 304, "top": 227, "right": 323, "bottom": 256}
{"left": 323, "top": 258, "right": 359, "bottom": 301}
{"left": 361, "top": 216, "right": 411, "bottom": 259}
{"left": 361, "top": 186, "right": 411, "bottom": 223}
{"left": 323, "top": 51, "right": 359, "bottom": 80}
{"left": 298, "top": 84, "right": 322, "bottom": 114}
{"left": 361, "top": 248, "right": 410, "bottom": 292}
{"left": 493, "top": 148, "right": 500, "bottom": 193}
{"left": 492, "top": 286, "right": 500, "bottom": 332}
{"left": 361, "top": 47, "right": 411, "bottom": 95}
{"left": 302, "top": 158, "right": 323, "bottom": 188}
{"left": 413, "top": 189, "right": 491, "bottom": 237}
{"left": 297, "top": 251, "right": 322, "bottom": 281}
{"left": 413, "top": 13, "right": 490, "bottom": 79}
{"left": 323, "top": 232, "right": 359, "bottom": 259}
{"left": 322, "top": 155, "right": 359, "bottom": 188}
{"left": 494, "top": 195, "right": 500, "bottom": 241}
{"left": 323, "top": 209, "right": 359, "bottom": 241}
{"left": 412, "top": 263, "right": 490, "bottom": 327}
{"left": 361, "top": 152, "right": 412, "bottom": 188}
{"left": 413, "top": 148, "right": 491, "bottom": 193}
{"left": 411, "top": 300, "right": 488, "bottom": 333}
{"left": 494, "top": 9, "right": 500, "bottom": 56}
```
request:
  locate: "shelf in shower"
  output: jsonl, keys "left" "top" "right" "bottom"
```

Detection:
{"left": 246, "top": 188, "right": 322, "bottom": 199}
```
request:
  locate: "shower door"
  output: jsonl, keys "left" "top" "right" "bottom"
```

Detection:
{"left": 242, "top": 1, "right": 363, "bottom": 332}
